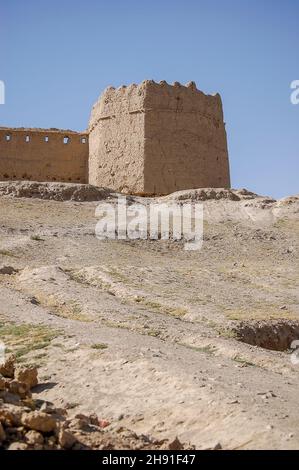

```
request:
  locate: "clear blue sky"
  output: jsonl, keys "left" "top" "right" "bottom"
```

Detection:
{"left": 1, "top": 0, "right": 298, "bottom": 198}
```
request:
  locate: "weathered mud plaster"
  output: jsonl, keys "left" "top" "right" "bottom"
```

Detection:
{"left": 0, "top": 127, "right": 88, "bottom": 183}
{"left": 89, "top": 80, "right": 230, "bottom": 194}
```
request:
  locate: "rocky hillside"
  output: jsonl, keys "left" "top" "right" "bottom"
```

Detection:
{"left": 0, "top": 182, "right": 298, "bottom": 449}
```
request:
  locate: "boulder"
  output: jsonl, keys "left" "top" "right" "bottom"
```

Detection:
{"left": 7, "top": 442, "right": 28, "bottom": 450}
{"left": 0, "top": 355, "right": 15, "bottom": 378}
{"left": 57, "top": 429, "right": 76, "bottom": 449}
{"left": 0, "top": 405, "right": 22, "bottom": 426}
{"left": 15, "top": 366, "right": 38, "bottom": 389}
{"left": 8, "top": 380, "right": 30, "bottom": 399}
{"left": 21, "top": 411, "right": 56, "bottom": 433}
{"left": 25, "top": 430, "right": 44, "bottom": 445}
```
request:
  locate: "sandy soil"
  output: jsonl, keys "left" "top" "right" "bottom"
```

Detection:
{"left": 0, "top": 182, "right": 298, "bottom": 449}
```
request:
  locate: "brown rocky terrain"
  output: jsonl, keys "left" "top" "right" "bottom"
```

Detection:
{"left": 0, "top": 181, "right": 298, "bottom": 450}
{"left": 0, "top": 356, "right": 187, "bottom": 450}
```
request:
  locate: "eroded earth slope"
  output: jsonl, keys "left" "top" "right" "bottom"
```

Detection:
{"left": 0, "top": 181, "right": 298, "bottom": 449}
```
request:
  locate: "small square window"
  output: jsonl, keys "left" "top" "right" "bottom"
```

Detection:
{"left": 81, "top": 137, "right": 87, "bottom": 144}
{"left": 45, "top": 136, "right": 49, "bottom": 142}
{"left": 25, "top": 135, "right": 30, "bottom": 142}
{"left": 5, "top": 134, "right": 11, "bottom": 142}
{"left": 63, "top": 136, "right": 70, "bottom": 144}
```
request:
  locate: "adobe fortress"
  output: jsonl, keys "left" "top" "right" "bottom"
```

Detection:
{"left": 0, "top": 80, "right": 230, "bottom": 195}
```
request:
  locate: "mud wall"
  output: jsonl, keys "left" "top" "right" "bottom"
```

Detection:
{"left": 88, "top": 84, "right": 145, "bottom": 193}
{"left": 0, "top": 128, "right": 88, "bottom": 183}
{"left": 143, "top": 81, "right": 230, "bottom": 194}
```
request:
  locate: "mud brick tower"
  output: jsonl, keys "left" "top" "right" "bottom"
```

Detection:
{"left": 88, "top": 80, "right": 230, "bottom": 194}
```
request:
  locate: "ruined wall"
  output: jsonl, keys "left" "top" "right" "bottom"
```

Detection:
{"left": 88, "top": 84, "right": 146, "bottom": 193}
{"left": 143, "top": 81, "right": 230, "bottom": 194}
{"left": 89, "top": 80, "right": 230, "bottom": 195}
{"left": 1, "top": 80, "right": 230, "bottom": 193}
{"left": 0, "top": 128, "right": 88, "bottom": 183}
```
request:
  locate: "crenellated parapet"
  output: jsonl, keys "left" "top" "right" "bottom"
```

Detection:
{"left": 89, "top": 80, "right": 223, "bottom": 133}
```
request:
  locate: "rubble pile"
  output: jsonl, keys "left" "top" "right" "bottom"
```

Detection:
{"left": 0, "top": 355, "right": 186, "bottom": 450}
